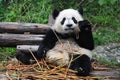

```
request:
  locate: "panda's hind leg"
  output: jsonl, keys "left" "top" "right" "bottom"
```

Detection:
{"left": 69, "top": 54, "right": 92, "bottom": 76}
{"left": 15, "top": 50, "right": 36, "bottom": 65}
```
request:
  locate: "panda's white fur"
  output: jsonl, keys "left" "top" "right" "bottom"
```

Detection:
{"left": 46, "top": 9, "right": 92, "bottom": 66}
{"left": 46, "top": 50, "right": 70, "bottom": 66}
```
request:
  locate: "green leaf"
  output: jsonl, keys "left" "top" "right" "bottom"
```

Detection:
{"left": 110, "top": 0, "right": 117, "bottom": 5}
{"left": 98, "top": 0, "right": 105, "bottom": 5}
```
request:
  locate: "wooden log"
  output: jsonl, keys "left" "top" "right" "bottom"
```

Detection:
{"left": 17, "top": 45, "right": 39, "bottom": 52}
{"left": 0, "top": 22, "right": 51, "bottom": 34}
{"left": 0, "top": 34, "right": 45, "bottom": 47}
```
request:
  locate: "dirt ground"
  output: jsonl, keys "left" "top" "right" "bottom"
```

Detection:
{"left": 0, "top": 59, "right": 119, "bottom": 80}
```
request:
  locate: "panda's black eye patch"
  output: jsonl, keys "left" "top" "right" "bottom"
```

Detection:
{"left": 61, "top": 17, "right": 66, "bottom": 25}
{"left": 72, "top": 17, "right": 77, "bottom": 24}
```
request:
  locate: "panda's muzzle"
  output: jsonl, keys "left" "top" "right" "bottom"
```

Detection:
{"left": 65, "top": 28, "right": 74, "bottom": 31}
{"left": 65, "top": 24, "right": 75, "bottom": 31}
{"left": 66, "top": 24, "right": 72, "bottom": 28}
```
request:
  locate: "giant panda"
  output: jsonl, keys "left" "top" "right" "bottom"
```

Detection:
{"left": 16, "top": 7, "right": 94, "bottom": 76}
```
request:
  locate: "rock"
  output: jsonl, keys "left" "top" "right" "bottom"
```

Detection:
{"left": 0, "top": 74, "right": 7, "bottom": 80}
{"left": 92, "top": 43, "right": 120, "bottom": 63}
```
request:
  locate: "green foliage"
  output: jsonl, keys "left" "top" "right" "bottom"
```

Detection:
{"left": 0, "top": 48, "right": 16, "bottom": 61}
{"left": 0, "top": 0, "right": 52, "bottom": 23}
{"left": 83, "top": 0, "right": 120, "bottom": 45}
{"left": 98, "top": 0, "right": 117, "bottom": 5}
{"left": 50, "top": 0, "right": 80, "bottom": 9}
{"left": 93, "top": 27, "right": 120, "bottom": 45}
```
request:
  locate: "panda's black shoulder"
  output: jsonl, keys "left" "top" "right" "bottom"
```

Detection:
{"left": 48, "top": 28, "right": 72, "bottom": 39}
{"left": 43, "top": 29, "right": 58, "bottom": 44}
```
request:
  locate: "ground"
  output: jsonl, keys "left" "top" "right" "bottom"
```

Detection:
{"left": 0, "top": 43, "right": 120, "bottom": 80}
{"left": 0, "top": 59, "right": 119, "bottom": 80}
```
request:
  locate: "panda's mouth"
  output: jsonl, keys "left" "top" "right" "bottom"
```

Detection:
{"left": 65, "top": 28, "right": 74, "bottom": 31}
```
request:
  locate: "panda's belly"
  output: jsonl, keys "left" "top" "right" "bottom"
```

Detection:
{"left": 51, "top": 39, "right": 81, "bottom": 54}
{"left": 46, "top": 39, "right": 92, "bottom": 65}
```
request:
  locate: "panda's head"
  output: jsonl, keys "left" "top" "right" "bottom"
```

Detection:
{"left": 52, "top": 7, "right": 84, "bottom": 34}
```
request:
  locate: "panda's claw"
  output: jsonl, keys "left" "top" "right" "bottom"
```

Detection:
{"left": 76, "top": 66, "right": 91, "bottom": 76}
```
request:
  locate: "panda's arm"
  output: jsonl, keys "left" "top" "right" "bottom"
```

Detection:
{"left": 74, "top": 20, "right": 94, "bottom": 50}
{"left": 37, "top": 29, "right": 58, "bottom": 58}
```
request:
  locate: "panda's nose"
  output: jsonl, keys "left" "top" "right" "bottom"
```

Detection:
{"left": 66, "top": 24, "right": 72, "bottom": 28}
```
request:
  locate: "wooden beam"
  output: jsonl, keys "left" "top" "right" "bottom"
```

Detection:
{"left": 0, "top": 22, "right": 50, "bottom": 34}
{"left": 17, "top": 45, "right": 39, "bottom": 52}
{"left": 0, "top": 34, "right": 45, "bottom": 47}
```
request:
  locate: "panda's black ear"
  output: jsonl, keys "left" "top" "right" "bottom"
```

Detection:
{"left": 78, "top": 6, "right": 83, "bottom": 15}
{"left": 52, "top": 9, "right": 60, "bottom": 19}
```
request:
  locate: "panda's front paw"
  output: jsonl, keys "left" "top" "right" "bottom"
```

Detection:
{"left": 79, "top": 20, "right": 92, "bottom": 31}
{"left": 79, "top": 20, "right": 91, "bottom": 27}
{"left": 36, "top": 49, "right": 46, "bottom": 59}
{"left": 36, "top": 44, "right": 47, "bottom": 59}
